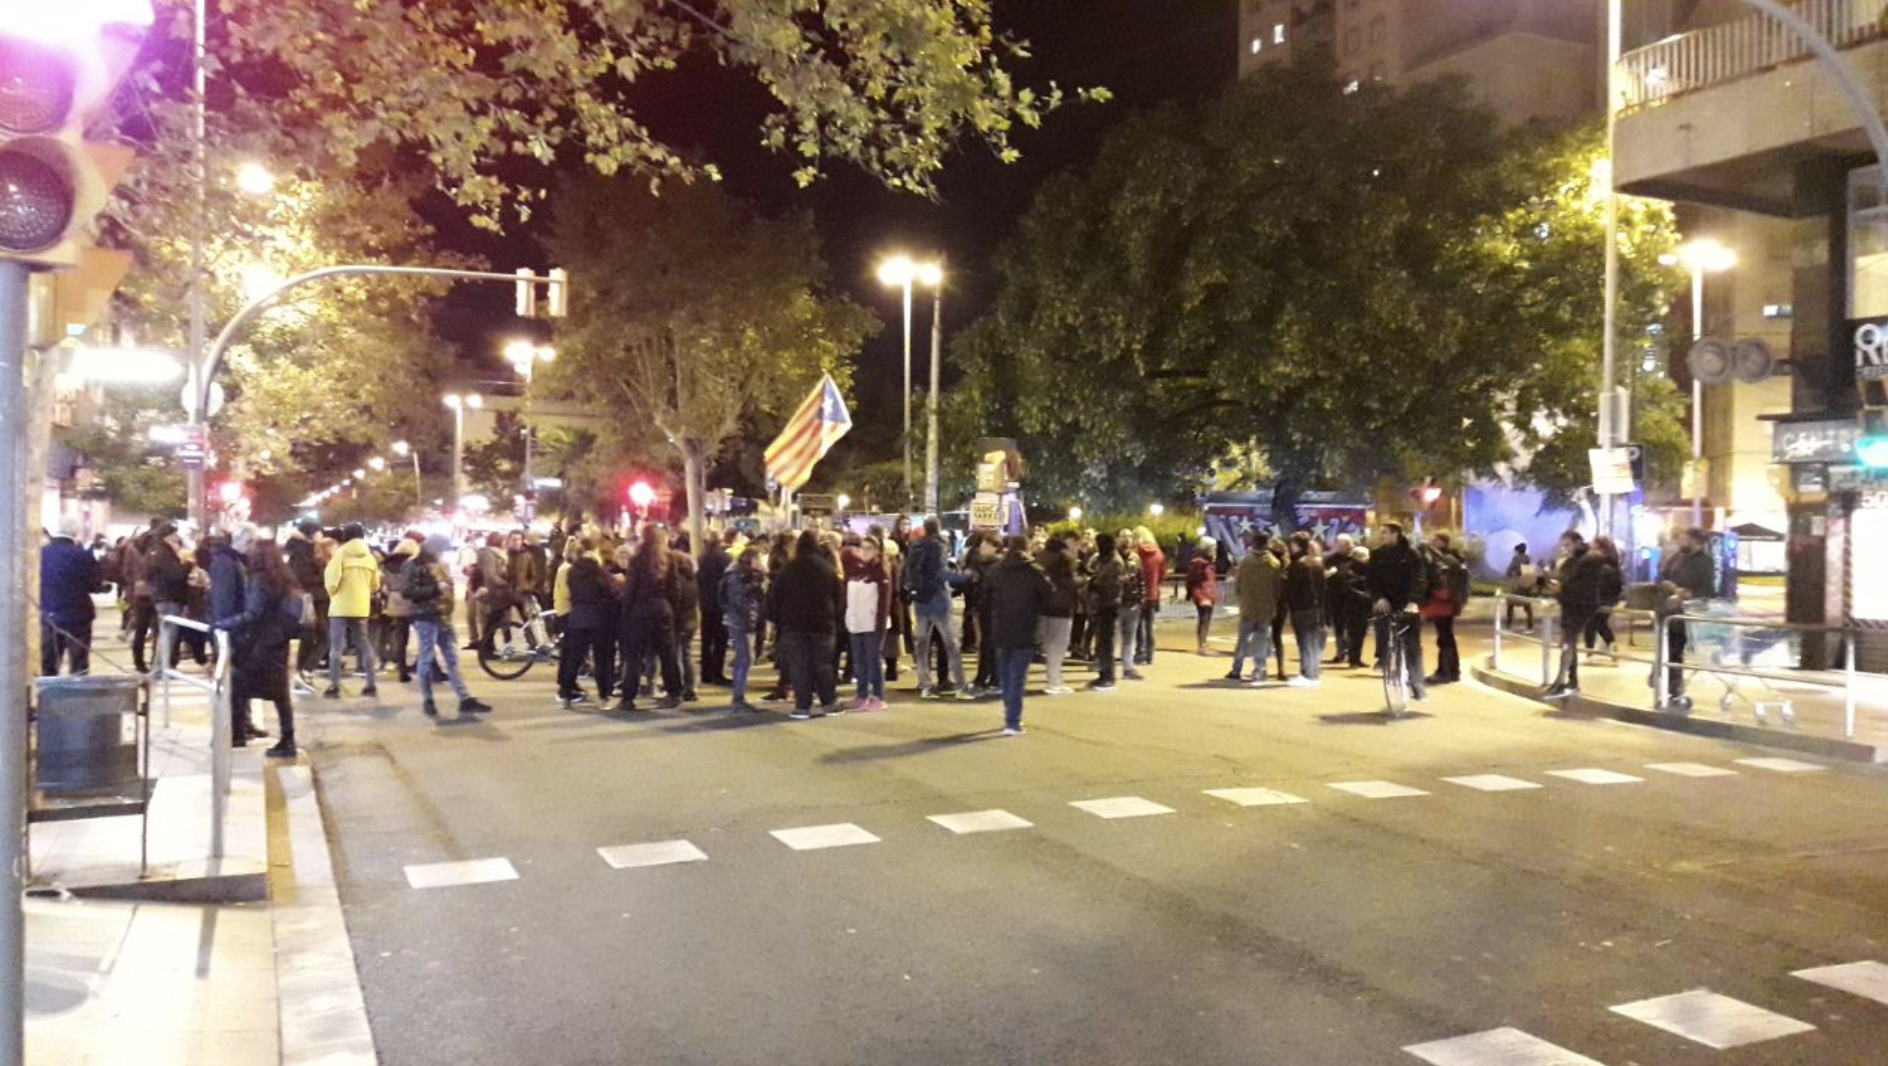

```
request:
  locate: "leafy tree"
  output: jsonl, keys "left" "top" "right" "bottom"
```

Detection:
{"left": 954, "top": 66, "right": 1683, "bottom": 518}
{"left": 539, "top": 179, "right": 878, "bottom": 551}
{"left": 61, "top": 387, "right": 189, "bottom": 520}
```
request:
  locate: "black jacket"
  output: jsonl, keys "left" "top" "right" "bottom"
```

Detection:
{"left": 1364, "top": 539, "right": 1425, "bottom": 611}
{"left": 208, "top": 545, "right": 248, "bottom": 624}
{"left": 284, "top": 534, "right": 324, "bottom": 600}
{"left": 1556, "top": 546, "right": 1607, "bottom": 611}
{"left": 216, "top": 576, "right": 298, "bottom": 660}
{"left": 1661, "top": 547, "right": 1716, "bottom": 607}
{"left": 671, "top": 551, "right": 700, "bottom": 632}
{"left": 620, "top": 552, "right": 679, "bottom": 628}
{"left": 147, "top": 541, "right": 192, "bottom": 603}
{"left": 39, "top": 538, "right": 102, "bottom": 623}
{"left": 1285, "top": 555, "right": 1326, "bottom": 613}
{"left": 1087, "top": 554, "right": 1124, "bottom": 614}
{"left": 697, "top": 545, "right": 730, "bottom": 618}
{"left": 774, "top": 552, "right": 838, "bottom": 635}
{"left": 565, "top": 556, "right": 616, "bottom": 630}
{"left": 984, "top": 553, "right": 1052, "bottom": 649}
{"left": 1036, "top": 546, "right": 1078, "bottom": 618}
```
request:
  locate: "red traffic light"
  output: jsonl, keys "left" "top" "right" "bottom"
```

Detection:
{"left": 627, "top": 480, "right": 655, "bottom": 508}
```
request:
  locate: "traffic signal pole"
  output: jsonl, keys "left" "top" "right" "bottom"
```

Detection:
{"left": 1, "top": 260, "right": 31, "bottom": 1066}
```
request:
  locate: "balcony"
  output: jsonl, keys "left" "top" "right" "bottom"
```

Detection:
{"left": 1619, "top": 1, "right": 1888, "bottom": 115}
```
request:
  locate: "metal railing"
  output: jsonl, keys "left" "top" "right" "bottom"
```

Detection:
{"left": 1618, "top": 0, "right": 1888, "bottom": 113}
{"left": 1492, "top": 594, "right": 1558, "bottom": 687}
{"left": 155, "top": 615, "right": 234, "bottom": 860}
{"left": 1653, "top": 610, "right": 1863, "bottom": 738}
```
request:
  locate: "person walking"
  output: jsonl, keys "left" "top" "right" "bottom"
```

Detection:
{"left": 1583, "top": 535, "right": 1625, "bottom": 660}
{"left": 1504, "top": 543, "right": 1539, "bottom": 632}
{"left": 1285, "top": 533, "right": 1327, "bottom": 687}
{"left": 322, "top": 524, "right": 381, "bottom": 698}
{"left": 907, "top": 517, "right": 972, "bottom": 700}
{"left": 1422, "top": 532, "right": 1468, "bottom": 686}
{"left": 557, "top": 539, "right": 617, "bottom": 707}
{"left": 1656, "top": 527, "right": 1716, "bottom": 709}
{"left": 1227, "top": 530, "right": 1282, "bottom": 684}
{"left": 39, "top": 516, "right": 103, "bottom": 676}
{"left": 697, "top": 532, "right": 731, "bottom": 685}
{"left": 843, "top": 537, "right": 892, "bottom": 711}
{"left": 721, "top": 547, "right": 765, "bottom": 713}
{"left": 776, "top": 530, "right": 841, "bottom": 719}
{"left": 983, "top": 534, "right": 1051, "bottom": 736}
{"left": 615, "top": 526, "right": 684, "bottom": 713}
{"left": 403, "top": 535, "right": 493, "bottom": 717}
{"left": 214, "top": 537, "right": 303, "bottom": 756}
{"left": 1365, "top": 523, "right": 1429, "bottom": 703}
{"left": 1187, "top": 536, "right": 1219, "bottom": 655}
{"left": 1035, "top": 535, "right": 1078, "bottom": 695}
{"left": 1544, "top": 531, "right": 1605, "bottom": 700}
{"left": 1085, "top": 533, "right": 1123, "bottom": 691}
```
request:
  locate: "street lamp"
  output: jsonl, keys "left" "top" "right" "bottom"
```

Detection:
{"left": 836, "top": 493, "right": 851, "bottom": 513}
{"left": 1666, "top": 238, "right": 1738, "bottom": 526}
{"left": 1068, "top": 506, "right": 1083, "bottom": 523}
{"left": 234, "top": 161, "right": 275, "bottom": 196}
{"left": 367, "top": 455, "right": 386, "bottom": 473}
{"left": 391, "top": 439, "right": 422, "bottom": 509}
{"left": 878, "top": 254, "right": 944, "bottom": 513}
{"left": 503, "top": 340, "right": 556, "bottom": 507}
{"left": 1149, "top": 503, "right": 1165, "bottom": 518}
{"left": 443, "top": 392, "right": 483, "bottom": 507}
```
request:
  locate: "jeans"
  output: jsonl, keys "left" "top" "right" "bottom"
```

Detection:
{"left": 155, "top": 600, "right": 203, "bottom": 667}
{"left": 383, "top": 617, "right": 412, "bottom": 679}
{"left": 1117, "top": 608, "right": 1140, "bottom": 676}
{"left": 972, "top": 607, "right": 997, "bottom": 689}
{"left": 40, "top": 617, "right": 91, "bottom": 676}
{"left": 728, "top": 623, "right": 753, "bottom": 703}
{"left": 849, "top": 632, "right": 884, "bottom": 699}
{"left": 1663, "top": 615, "right": 1690, "bottom": 697}
{"left": 1583, "top": 609, "right": 1616, "bottom": 649}
{"left": 1374, "top": 612, "right": 1427, "bottom": 698}
{"left": 1091, "top": 609, "right": 1117, "bottom": 685}
{"left": 779, "top": 630, "right": 836, "bottom": 711}
{"left": 996, "top": 646, "right": 1031, "bottom": 730}
{"left": 559, "top": 626, "right": 614, "bottom": 700}
{"left": 1230, "top": 615, "right": 1270, "bottom": 678}
{"left": 1137, "top": 600, "right": 1157, "bottom": 662}
{"left": 1291, "top": 609, "right": 1324, "bottom": 680}
{"left": 1556, "top": 607, "right": 1594, "bottom": 690}
{"left": 914, "top": 611, "right": 965, "bottom": 691}
{"left": 327, "top": 615, "right": 377, "bottom": 690}
{"left": 1038, "top": 616, "right": 1073, "bottom": 688}
{"left": 415, "top": 618, "right": 470, "bottom": 702}
{"left": 675, "top": 629, "right": 697, "bottom": 695}
{"left": 620, "top": 618, "right": 681, "bottom": 703}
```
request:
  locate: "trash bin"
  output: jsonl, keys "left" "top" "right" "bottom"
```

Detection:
{"left": 34, "top": 675, "right": 143, "bottom": 795}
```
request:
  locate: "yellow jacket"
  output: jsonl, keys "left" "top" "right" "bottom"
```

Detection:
{"left": 324, "top": 539, "right": 382, "bottom": 618}
{"left": 553, "top": 560, "right": 573, "bottom": 615}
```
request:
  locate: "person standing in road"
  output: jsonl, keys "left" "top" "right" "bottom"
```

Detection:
{"left": 874, "top": 524, "right": 906, "bottom": 684}
{"left": 720, "top": 547, "right": 765, "bottom": 713}
{"left": 39, "top": 515, "right": 103, "bottom": 676}
{"left": 907, "top": 517, "right": 973, "bottom": 701}
{"left": 322, "top": 524, "right": 382, "bottom": 699}
{"left": 1115, "top": 532, "right": 1147, "bottom": 682}
{"left": 616, "top": 525, "right": 685, "bottom": 713}
{"left": 404, "top": 535, "right": 492, "bottom": 717}
{"left": 670, "top": 534, "right": 701, "bottom": 703}
{"left": 776, "top": 530, "right": 841, "bottom": 719}
{"left": 1187, "top": 536, "right": 1219, "bottom": 655}
{"left": 1421, "top": 533, "right": 1468, "bottom": 686}
{"left": 1285, "top": 533, "right": 1327, "bottom": 687}
{"left": 1134, "top": 527, "right": 1165, "bottom": 665}
{"left": 284, "top": 520, "right": 328, "bottom": 679}
{"left": 697, "top": 532, "right": 731, "bottom": 686}
{"left": 1085, "top": 533, "right": 1123, "bottom": 691}
{"left": 1545, "top": 531, "right": 1605, "bottom": 700}
{"left": 557, "top": 539, "right": 616, "bottom": 707}
{"left": 1656, "top": 527, "right": 1716, "bottom": 709}
{"left": 1035, "top": 535, "right": 1078, "bottom": 695}
{"left": 1323, "top": 536, "right": 1362, "bottom": 666}
{"left": 983, "top": 535, "right": 1052, "bottom": 736}
{"left": 215, "top": 536, "right": 302, "bottom": 756}
{"left": 1365, "top": 523, "right": 1429, "bottom": 703}
{"left": 1227, "top": 530, "right": 1282, "bottom": 684}
{"left": 842, "top": 537, "right": 892, "bottom": 711}
{"left": 381, "top": 538, "right": 420, "bottom": 683}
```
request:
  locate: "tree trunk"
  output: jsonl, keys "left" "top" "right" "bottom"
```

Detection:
{"left": 681, "top": 440, "right": 707, "bottom": 558}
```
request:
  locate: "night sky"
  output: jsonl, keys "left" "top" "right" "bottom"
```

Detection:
{"left": 426, "top": 0, "right": 1236, "bottom": 453}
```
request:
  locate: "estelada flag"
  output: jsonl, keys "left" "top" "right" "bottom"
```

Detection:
{"left": 764, "top": 374, "right": 851, "bottom": 492}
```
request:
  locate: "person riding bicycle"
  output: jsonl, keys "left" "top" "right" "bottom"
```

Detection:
{"left": 1364, "top": 523, "right": 1429, "bottom": 703}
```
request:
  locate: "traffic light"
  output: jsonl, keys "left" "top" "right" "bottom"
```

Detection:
{"left": 1412, "top": 477, "right": 1442, "bottom": 508}
{"left": 627, "top": 480, "right": 655, "bottom": 508}
{"left": 0, "top": 6, "right": 147, "bottom": 269}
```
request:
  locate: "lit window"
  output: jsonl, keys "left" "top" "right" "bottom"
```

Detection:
{"left": 1251, "top": 37, "right": 1262, "bottom": 55}
{"left": 1273, "top": 23, "right": 1285, "bottom": 44}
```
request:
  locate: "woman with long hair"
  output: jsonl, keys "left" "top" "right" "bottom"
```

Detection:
{"left": 215, "top": 538, "right": 303, "bottom": 758}
{"left": 616, "top": 525, "right": 683, "bottom": 712}
{"left": 1584, "top": 534, "right": 1625, "bottom": 660}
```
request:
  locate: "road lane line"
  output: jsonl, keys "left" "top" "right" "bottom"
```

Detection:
{"left": 1441, "top": 775, "right": 1542, "bottom": 792}
{"left": 1203, "top": 787, "right": 1310, "bottom": 807}
{"left": 1069, "top": 797, "right": 1176, "bottom": 819}
{"left": 403, "top": 858, "right": 519, "bottom": 889}
{"left": 1609, "top": 989, "right": 1815, "bottom": 1049}
{"left": 1328, "top": 781, "right": 1430, "bottom": 799}
{"left": 1793, "top": 961, "right": 1888, "bottom": 1006}
{"left": 597, "top": 840, "right": 709, "bottom": 869}
{"left": 928, "top": 810, "right": 1034, "bottom": 834}
{"left": 769, "top": 823, "right": 882, "bottom": 850}
{"left": 1645, "top": 763, "right": 1739, "bottom": 777}
{"left": 1733, "top": 757, "right": 1826, "bottom": 773}
{"left": 1403, "top": 1026, "right": 1609, "bottom": 1065}
{"left": 1544, "top": 769, "right": 1643, "bottom": 785}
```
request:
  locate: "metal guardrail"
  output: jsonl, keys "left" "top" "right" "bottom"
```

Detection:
{"left": 1617, "top": 0, "right": 1888, "bottom": 112}
{"left": 1494, "top": 593, "right": 1869, "bottom": 740}
{"left": 155, "top": 615, "right": 234, "bottom": 860}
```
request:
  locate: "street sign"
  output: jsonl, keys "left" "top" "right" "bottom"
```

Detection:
{"left": 970, "top": 493, "right": 1003, "bottom": 530}
{"left": 1624, "top": 443, "right": 1645, "bottom": 484}
{"left": 175, "top": 423, "right": 207, "bottom": 471}
{"left": 1588, "top": 447, "right": 1635, "bottom": 495}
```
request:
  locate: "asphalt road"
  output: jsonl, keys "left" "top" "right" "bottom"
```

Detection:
{"left": 305, "top": 622, "right": 1888, "bottom": 1066}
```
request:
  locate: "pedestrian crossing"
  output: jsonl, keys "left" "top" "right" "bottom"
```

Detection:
{"left": 1402, "top": 963, "right": 1888, "bottom": 1064}
{"left": 395, "top": 755, "right": 1820, "bottom": 890}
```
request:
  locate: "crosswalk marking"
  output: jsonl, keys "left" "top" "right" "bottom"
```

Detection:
{"left": 1403, "top": 1026, "right": 1609, "bottom": 1066}
{"left": 1645, "top": 762, "right": 1739, "bottom": 778}
{"left": 1544, "top": 768, "right": 1643, "bottom": 785}
{"left": 597, "top": 840, "right": 708, "bottom": 869}
{"left": 1441, "top": 775, "right": 1541, "bottom": 792}
{"left": 770, "top": 823, "right": 881, "bottom": 851}
{"left": 928, "top": 810, "right": 1033, "bottom": 834}
{"left": 1069, "top": 797, "right": 1176, "bottom": 819}
{"left": 1734, "top": 757, "right": 1826, "bottom": 773}
{"left": 1793, "top": 960, "right": 1888, "bottom": 1006}
{"left": 1203, "top": 787, "right": 1309, "bottom": 807}
{"left": 1328, "top": 780, "right": 1429, "bottom": 799}
{"left": 1609, "top": 989, "right": 1815, "bottom": 1049}
{"left": 404, "top": 858, "right": 519, "bottom": 889}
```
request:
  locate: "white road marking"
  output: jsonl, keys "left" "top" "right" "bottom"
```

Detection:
{"left": 1544, "top": 768, "right": 1643, "bottom": 785}
{"left": 403, "top": 858, "right": 519, "bottom": 889}
{"left": 1793, "top": 960, "right": 1888, "bottom": 1006}
{"left": 1069, "top": 797, "right": 1176, "bottom": 819}
{"left": 1403, "top": 1026, "right": 1609, "bottom": 1066}
{"left": 1203, "top": 787, "right": 1310, "bottom": 807}
{"left": 769, "top": 823, "right": 882, "bottom": 851}
{"left": 597, "top": 840, "right": 709, "bottom": 869}
{"left": 1734, "top": 757, "right": 1826, "bottom": 773}
{"left": 928, "top": 810, "right": 1034, "bottom": 834}
{"left": 1645, "top": 762, "right": 1739, "bottom": 777}
{"left": 1328, "top": 780, "right": 1430, "bottom": 799}
{"left": 1609, "top": 989, "right": 1815, "bottom": 1049}
{"left": 1441, "top": 775, "right": 1542, "bottom": 792}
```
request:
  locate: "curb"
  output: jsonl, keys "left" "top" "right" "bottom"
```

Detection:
{"left": 1470, "top": 658, "right": 1885, "bottom": 765}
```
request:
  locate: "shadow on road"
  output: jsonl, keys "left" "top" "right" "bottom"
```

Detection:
{"left": 1316, "top": 710, "right": 1435, "bottom": 726}
{"left": 819, "top": 730, "right": 1004, "bottom": 764}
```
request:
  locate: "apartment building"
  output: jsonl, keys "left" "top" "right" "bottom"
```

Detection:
{"left": 1237, "top": 0, "right": 1603, "bottom": 125}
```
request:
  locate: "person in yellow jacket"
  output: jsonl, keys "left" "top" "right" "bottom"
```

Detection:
{"left": 323, "top": 523, "right": 382, "bottom": 698}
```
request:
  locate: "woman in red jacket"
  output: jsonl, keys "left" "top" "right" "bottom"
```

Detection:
{"left": 1186, "top": 537, "right": 1219, "bottom": 655}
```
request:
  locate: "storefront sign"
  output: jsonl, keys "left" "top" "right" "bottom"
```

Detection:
{"left": 969, "top": 493, "right": 1003, "bottom": 531}
{"left": 1588, "top": 447, "right": 1635, "bottom": 495}
{"left": 1773, "top": 419, "right": 1861, "bottom": 463}
{"left": 1858, "top": 315, "right": 1888, "bottom": 382}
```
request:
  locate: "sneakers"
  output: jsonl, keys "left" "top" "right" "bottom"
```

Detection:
{"left": 730, "top": 700, "right": 758, "bottom": 714}
{"left": 361, "top": 685, "right": 379, "bottom": 698}
{"left": 1286, "top": 676, "right": 1321, "bottom": 688}
{"left": 613, "top": 699, "right": 639, "bottom": 714}
{"left": 264, "top": 742, "right": 298, "bottom": 759}
{"left": 1002, "top": 727, "right": 1025, "bottom": 737}
{"left": 919, "top": 687, "right": 939, "bottom": 701}
{"left": 843, "top": 697, "right": 869, "bottom": 712}
{"left": 1088, "top": 680, "right": 1117, "bottom": 692}
{"left": 823, "top": 703, "right": 845, "bottom": 717}
{"left": 855, "top": 698, "right": 887, "bottom": 713}
{"left": 789, "top": 708, "right": 813, "bottom": 720}
{"left": 682, "top": 690, "right": 700, "bottom": 703}
{"left": 459, "top": 697, "right": 493, "bottom": 714}
{"left": 1043, "top": 686, "right": 1074, "bottom": 696}
{"left": 654, "top": 695, "right": 683, "bottom": 711}
{"left": 1224, "top": 671, "right": 1244, "bottom": 682}
{"left": 1123, "top": 670, "right": 1145, "bottom": 682}
{"left": 321, "top": 687, "right": 341, "bottom": 700}
{"left": 422, "top": 700, "right": 439, "bottom": 717}
{"left": 559, "top": 692, "right": 590, "bottom": 707}
{"left": 954, "top": 688, "right": 978, "bottom": 702}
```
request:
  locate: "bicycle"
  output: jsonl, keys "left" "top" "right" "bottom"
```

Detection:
{"left": 478, "top": 599, "right": 562, "bottom": 680}
{"left": 1377, "top": 608, "right": 1417, "bottom": 716}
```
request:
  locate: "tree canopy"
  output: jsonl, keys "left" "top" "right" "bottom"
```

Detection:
{"left": 951, "top": 65, "right": 1684, "bottom": 513}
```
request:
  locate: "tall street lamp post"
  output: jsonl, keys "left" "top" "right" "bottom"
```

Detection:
{"left": 391, "top": 439, "right": 421, "bottom": 510}
{"left": 878, "top": 255, "right": 943, "bottom": 513}
{"left": 442, "top": 393, "right": 483, "bottom": 508}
